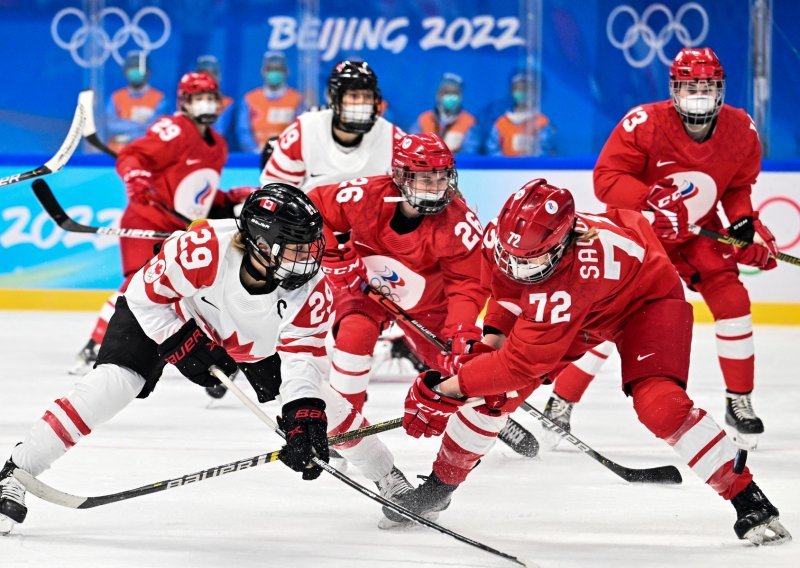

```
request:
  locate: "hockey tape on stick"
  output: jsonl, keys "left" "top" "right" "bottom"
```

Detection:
{"left": 689, "top": 223, "right": 800, "bottom": 267}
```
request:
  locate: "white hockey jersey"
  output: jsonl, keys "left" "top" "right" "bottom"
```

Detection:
{"left": 124, "top": 219, "right": 334, "bottom": 404}
{"left": 259, "top": 108, "right": 404, "bottom": 192}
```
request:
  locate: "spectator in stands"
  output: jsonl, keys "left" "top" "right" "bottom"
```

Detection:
{"left": 196, "top": 55, "right": 235, "bottom": 146}
{"left": 410, "top": 73, "right": 480, "bottom": 155}
{"left": 237, "top": 51, "right": 303, "bottom": 154}
{"left": 486, "top": 73, "right": 556, "bottom": 157}
{"left": 106, "top": 51, "right": 167, "bottom": 153}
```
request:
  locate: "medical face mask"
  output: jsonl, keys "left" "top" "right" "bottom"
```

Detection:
{"left": 126, "top": 68, "right": 146, "bottom": 86}
{"left": 189, "top": 99, "right": 220, "bottom": 125}
{"left": 439, "top": 93, "right": 461, "bottom": 112}
{"left": 264, "top": 70, "right": 285, "bottom": 88}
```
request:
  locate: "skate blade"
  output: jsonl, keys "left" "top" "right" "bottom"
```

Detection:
{"left": 744, "top": 518, "right": 792, "bottom": 546}
{"left": 377, "top": 510, "right": 439, "bottom": 530}
{"left": 0, "top": 517, "right": 15, "bottom": 536}
{"left": 541, "top": 428, "right": 563, "bottom": 451}
{"left": 726, "top": 428, "right": 759, "bottom": 451}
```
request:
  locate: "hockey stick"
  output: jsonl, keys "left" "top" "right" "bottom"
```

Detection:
{"left": 688, "top": 223, "right": 800, "bottom": 267}
{"left": 364, "top": 285, "right": 682, "bottom": 484}
{"left": 0, "top": 90, "right": 89, "bottom": 188}
{"left": 80, "top": 91, "right": 118, "bottom": 159}
{"left": 32, "top": 179, "right": 172, "bottom": 239}
{"left": 210, "top": 367, "right": 527, "bottom": 567}
{"left": 364, "top": 286, "right": 539, "bottom": 458}
{"left": 13, "top": 417, "right": 402, "bottom": 510}
{"left": 518, "top": 402, "right": 681, "bottom": 484}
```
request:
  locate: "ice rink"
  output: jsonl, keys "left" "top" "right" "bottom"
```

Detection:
{"left": 1, "top": 311, "right": 798, "bottom": 568}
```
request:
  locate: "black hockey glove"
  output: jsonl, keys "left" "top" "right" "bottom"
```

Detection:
{"left": 157, "top": 320, "right": 238, "bottom": 388}
{"left": 278, "top": 397, "right": 329, "bottom": 481}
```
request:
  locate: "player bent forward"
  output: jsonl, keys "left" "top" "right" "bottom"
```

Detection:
{"left": 395, "top": 179, "right": 790, "bottom": 545}
{"left": 0, "top": 185, "right": 409, "bottom": 534}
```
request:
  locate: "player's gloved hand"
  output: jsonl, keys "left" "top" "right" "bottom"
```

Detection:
{"left": 440, "top": 324, "right": 483, "bottom": 374}
{"left": 403, "top": 370, "right": 465, "bottom": 438}
{"left": 224, "top": 186, "right": 258, "bottom": 204}
{"left": 643, "top": 178, "right": 688, "bottom": 241}
{"left": 728, "top": 213, "right": 778, "bottom": 270}
{"left": 122, "top": 168, "right": 156, "bottom": 205}
{"left": 450, "top": 341, "right": 496, "bottom": 373}
{"left": 158, "top": 320, "right": 238, "bottom": 388}
{"left": 278, "top": 398, "right": 329, "bottom": 481}
{"left": 322, "top": 247, "right": 368, "bottom": 293}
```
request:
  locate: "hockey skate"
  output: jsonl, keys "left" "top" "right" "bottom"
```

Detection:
{"left": 498, "top": 417, "right": 540, "bottom": 458}
{"left": 725, "top": 391, "right": 764, "bottom": 450}
{"left": 379, "top": 471, "right": 457, "bottom": 529}
{"left": 376, "top": 466, "right": 414, "bottom": 529}
{"left": 731, "top": 481, "right": 791, "bottom": 545}
{"left": 68, "top": 338, "right": 99, "bottom": 376}
{"left": 0, "top": 458, "right": 27, "bottom": 535}
{"left": 542, "top": 394, "right": 574, "bottom": 450}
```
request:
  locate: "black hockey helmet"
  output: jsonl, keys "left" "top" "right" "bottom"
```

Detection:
{"left": 237, "top": 184, "right": 325, "bottom": 290}
{"left": 327, "top": 59, "right": 382, "bottom": 133}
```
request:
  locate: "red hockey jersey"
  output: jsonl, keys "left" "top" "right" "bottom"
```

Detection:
{"left": 308, "top": 175, "right": 487, "bottom": 331}
{"left": 117, "top": 113, "right": 228, "bottom": 231}
{"left": 594, "top": 101, "right": 761, "bottom": 237}
{"left": 461, "top": 209, "right": 679, "bottom": 396}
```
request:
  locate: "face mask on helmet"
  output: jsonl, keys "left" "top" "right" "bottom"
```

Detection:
{"left": 493, "top": 231, "right": 571, "bottom": 284}
{"left": 670, "top": 79, "right": 724, "bottom": 126}
{"left": 186, "top": 97, "right": 220, "bottom": 125}
{"left": 393, "top": 167, "right": 457, "bottom": 215}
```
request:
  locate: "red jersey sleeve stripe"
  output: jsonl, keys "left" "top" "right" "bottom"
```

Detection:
{"left": 42, "top": 411, "right": 76, "bottom": 448}
{"left": 55, "top": 398, "right": 91, "bottom": 436}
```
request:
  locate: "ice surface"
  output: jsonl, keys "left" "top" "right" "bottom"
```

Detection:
{"left": 1, "top": 311, "right": 798, "bottom": 568}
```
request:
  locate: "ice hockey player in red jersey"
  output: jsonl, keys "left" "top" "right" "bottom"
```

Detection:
{"left": 71, "top": 72, "right": 253, "bottom": 376}
{"left": 544, "top": 47, "right": 778, "bottom": 450}
{"left": 307, "top": 133, "right": 486, "bottom": 418}
{"left": 0, "top": 186, "right": 411, "bottom": 535}
{"left": 396, "top": 178, "right": 790, "bottom": 546}
{"left": 260, "top": 59, "right": 404, "bottom": 192}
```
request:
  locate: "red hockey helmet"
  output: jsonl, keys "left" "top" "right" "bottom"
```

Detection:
{"left": 669, "top": 47, "right": 725, "bottom": 126}
{"left": 494, "top": 179, "right": 576, "bottom": 283}
{"left": 392, "top": 133, "right": 457, "bottom": 215}
{"left": 177, "top": 71, "right": 221, "bottom": 125}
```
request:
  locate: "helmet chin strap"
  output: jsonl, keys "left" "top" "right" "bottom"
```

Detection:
{"left": 241, "top": 254, "right": 278, "bottom": 294}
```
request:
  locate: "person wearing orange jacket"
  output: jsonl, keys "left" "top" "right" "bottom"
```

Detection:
{"left": 237, "top": 51, "right": 304, "bottom": 154}
{"left": 486, "top": 73, "right": 556, "bottom": 157}
{"left": 410, "top": 73, "right": 480, "bottom": 155}
{"left": 106, "top": 51, "right": 167, "bottom": 153}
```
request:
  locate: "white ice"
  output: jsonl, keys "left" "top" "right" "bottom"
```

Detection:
{"left": 1, "top": 311, "right": 798, "bottom": 568}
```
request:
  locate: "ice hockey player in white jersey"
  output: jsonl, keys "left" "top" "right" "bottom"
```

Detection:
{"left": 259, "top": 59, "right": 404, "bottom": 192}
{"left": 0, "top": 185, "right": 412, "bottom": 534}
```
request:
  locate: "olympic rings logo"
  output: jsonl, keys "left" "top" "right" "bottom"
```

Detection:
{"left": 607, "top": 3, "right": 709, "bottom": 68}
{"left": 51, "top": 7, "right": 171, "bottom": 68}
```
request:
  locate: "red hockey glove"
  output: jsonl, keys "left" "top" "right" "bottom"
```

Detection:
{"left": 728, "top": 213, "right": 778, "bottom": 270}
{"left": 321, "top": 247, "right": 368, "bottom": 293}
{"left": 644, "top": 178, "right": 689, "bottom": 241}
{"left": 439, "top": 324, "right": 484, "bottom": 374}
{"left": 403, "top": 370, "right": 465, "bottom": 438}
{"left": 122, "top": 168, "right": 155, "bottom": 205}
{"left": 224, "top": 186, "right": 258, "bottom": 204}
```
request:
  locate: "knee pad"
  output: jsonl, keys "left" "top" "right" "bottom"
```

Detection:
{"left": 631, "top": 377, "right": 694, "bottom": 439}
{"left": 695, "top": 272, "right": 750, "bottom": 321}
{"left": 333, "top": 313, "right": 381, "bottom": 356}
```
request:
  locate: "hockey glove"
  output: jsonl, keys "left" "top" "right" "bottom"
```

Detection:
{"left": 440, "top": 323, "right": 483, "bottom": 374}
{"left": 278, "top": 398, "right": 329, "bottom": 480}
{"left": 728, "top": 213, "right": 778, "bottom": 270}
{"left": 158, "top": 320, "right": 238, "bottom": 388}
{"left": 404, "top": 370, "right": 465, "bottom": 438}
{"left": 122, "top": 169, "right": 156, "bottom": 205}
{"left": 644, "top": 178, "right": 688, "bottom": 241}
{"left": 322, "top": 246, "right": 368, "bottom": 293}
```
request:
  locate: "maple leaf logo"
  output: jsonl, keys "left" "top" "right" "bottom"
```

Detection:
{"left": 220, "top": 331, "right": 259, "bottom": 362}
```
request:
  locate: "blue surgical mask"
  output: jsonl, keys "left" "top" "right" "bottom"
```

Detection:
{"left": 512, "top": 90, "right": 528, "bottom": 106}
{"left": 264, "top": 70, "right": 285, "bottom": 88}
{"left": 125, "top": 68, "right": 146, "bottom": 85}
{"left": 440, "top": 93, "right": 461, "bottom": 112}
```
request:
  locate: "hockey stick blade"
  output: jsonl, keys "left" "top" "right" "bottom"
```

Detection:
{"left": 80, "top": 89, "right": 119, "bottom": 158}
{"left": 521, "top": 402, "right": 682, "bottom": 485}
{"left": 14, "top": 417, "right": 402, "bottom": 510}
{"left": 0, "top": 91, "right": 88, "bottom": 188}
{"left": 32, "top": 179, "right": 172, "bottom": 239}
{"left": 211, "top": 368, "right": 527, "bottom": 567}
{"left": 689, "top": 223, "right": 800, "bottom": 267}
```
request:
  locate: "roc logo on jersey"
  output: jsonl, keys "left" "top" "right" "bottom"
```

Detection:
{"left": 363, "top": 255, "right": 425, "bottom": 310}
{"left": 376, "top": 266, "right": 406, "bottom": 288}
{"left": 665, "top": 171, "right": 717, "bottom": 224}
{"left": 175, "top": 168, "right": 221, "bottom": 220}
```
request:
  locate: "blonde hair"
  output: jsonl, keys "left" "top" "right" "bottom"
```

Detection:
{"left": 575, "top": 227, "right": 599, "bottom": 242}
